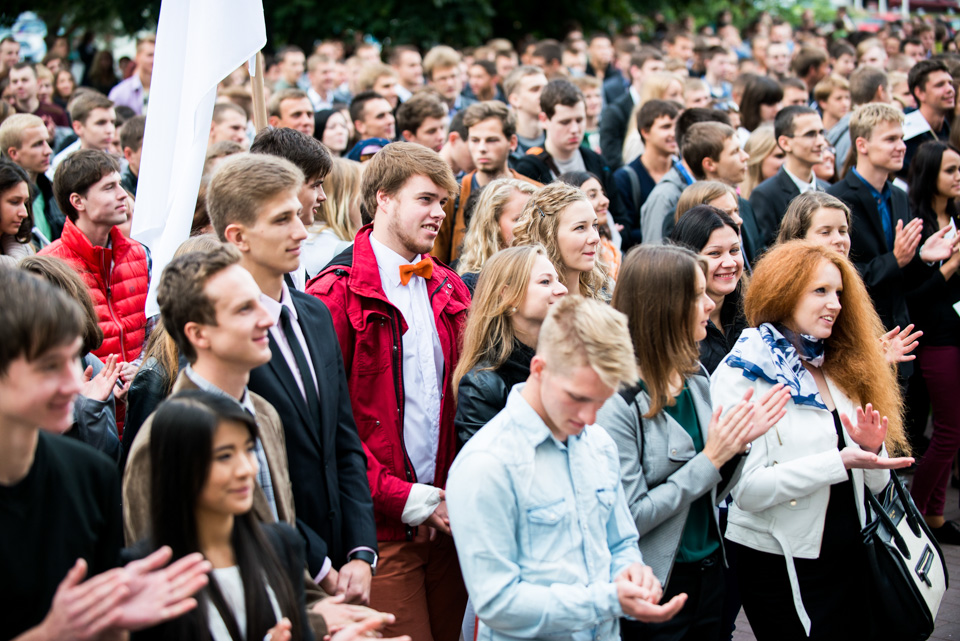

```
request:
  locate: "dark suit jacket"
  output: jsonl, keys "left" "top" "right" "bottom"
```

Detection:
{"left": 749, "top": 167, "right": 829, "bottom": 248}
{"left": 248, "top": 290, "right": 377, "bottom": 576}
{"left": 599, "top": 92, "right": 635, "bottom": 171}
{"left": 738, "top": 196, "right": 763, "bottom": 265}
{"left": 827, "top": 171, "right": 915, "bottom": 335}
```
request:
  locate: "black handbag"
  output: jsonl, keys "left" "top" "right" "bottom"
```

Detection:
{"left": 861, "top": 471, "right": 948, "bottom": 641}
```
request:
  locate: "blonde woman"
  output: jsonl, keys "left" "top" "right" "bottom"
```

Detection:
{"left": 302, "top": 157, "right": 363, "bottom": 278}
{"left": 741, "top": 125, "right": 785, "bottom": 200}
{"left": 622, "top": 73, "right": 685, "bottom": 165}
{"left": 453, "top": 245, "right": 566, "bottom": 446}
{"left": 456, "top": 178, "right": 536, "bottom": 293}
{"left": 512, "top": 181, "right": 609, "bottom": 299}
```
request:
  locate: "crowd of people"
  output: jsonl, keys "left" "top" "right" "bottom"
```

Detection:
{"left": 3, "top": 7, "right": 960, "bottom": 641}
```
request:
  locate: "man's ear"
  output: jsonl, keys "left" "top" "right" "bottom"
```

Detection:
{"left": 183, "top": 321, "right": 209, "bottom": 353}
{"left": 6, "top": 146, "right": 20, "bottom": 163}
{"left": 71, "top": 120, "right": 83, "bottom": 137}
{"left": 267, "top": 115, "right": 280, "bottom": 129}
{"left": 69, "top": 192, "right": 85, "bottom": 214}
{"left": 702, "top": 156, "right": 718, "bottom": 176}
{"left": 777, "top": 135, "right": 792, "bottom": 155}
{"left": 376, "top": 189, "right": 393, "bottom": 213}
{"left": 223, "top": 223, "right": 249, "bottom": 251}
{"left": 509, "top": 134, "right": 518, "bottom": 152}
{"left": 401, "top": 130, "right": 415, "bottom": 143}
{"left": 538, "top": 112, "right": 548, "bottom": 125}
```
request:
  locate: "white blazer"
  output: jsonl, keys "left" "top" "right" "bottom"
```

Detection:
{"left": 710, "top": 359, "right": 890, "bottom": 634}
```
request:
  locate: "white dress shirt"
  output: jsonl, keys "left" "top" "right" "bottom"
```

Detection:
{"left": 261, "top": 283, "right": 319, "bottom": 404}
{"left": 369, "top": 236, "right": 445, "bottom": 525}
{"left": 783, "top": 165, "right": 819, "bottom": 194}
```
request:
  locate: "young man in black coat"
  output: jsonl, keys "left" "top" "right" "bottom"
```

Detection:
{"left": 515, "top": 78, "right": 632, "bottom": 245}
{"left": 749, "top": 105, "right": 830, "bottom": 246}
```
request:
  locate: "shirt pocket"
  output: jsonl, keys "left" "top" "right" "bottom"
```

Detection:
{"left": 525, "top": 497, "right": 571, "bottom": 562}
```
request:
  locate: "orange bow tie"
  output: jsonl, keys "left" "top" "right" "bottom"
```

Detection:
{"left": 399, "top": 258, "right": 433, "bottom": 285}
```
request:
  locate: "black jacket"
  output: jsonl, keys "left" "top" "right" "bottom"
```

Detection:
{"left": 749, "top": 167, "right": 829, "bottom": 247}
{"left": 515, "top": 146, "right": 633, "bottom": 247}
{"left": 699, "top": 295, "right": 748, "bottom": 375}
{"left": 455, "top": 340, "right": 535, "bottom": 448}
{"left": 247, "top": 290, "right": 376, "bottom": 575}
{"left": 906, "top": 205, "right": 960, "bottom": 347}
{"left": 599, "top": 91, "right": 635, "bottom": 171}
{"left": 738, "top": 196, "right": 764, "bottom": 265}
{"left": 127, "top": 522, "right": 315, "bottom": 641}
{"left": 124, "top": 356, "right": 174, "bottom": 465}
{"left": 828, "top": 171, "right": 916, "bottom": 336}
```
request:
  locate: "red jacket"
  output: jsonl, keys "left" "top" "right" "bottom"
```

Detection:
{"left": 39, "top": 219, "right": 148, "bottom": 363}
{"left": 306, "top": 226, "right": 470, "bottom": 541}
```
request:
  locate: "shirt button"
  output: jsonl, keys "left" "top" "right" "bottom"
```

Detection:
{"left": 790, "top": 499, "right": 797, "bottom": 506}
{"left": 671, "top": 449, "right": 677, "bottom": 455}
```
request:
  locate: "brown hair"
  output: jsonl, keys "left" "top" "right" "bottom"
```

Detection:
{"left": 745, "top": 241, "right": 908, "bottom": 454}
{"left": 462, "top": 100, "right": 517, "bottom": 139}
{"left": 682, "top": 122, "right": 736, "bottom": 180}
{"left": 206, "top": 153, "right": 304, "bottom": 240}
{"left": 68, "top": 91, "right": 114, "bottom": 126}
{"left": 157, "top": 243, "right": 242, "bottom": 364}
{"left": 612, "top": 245, "right": 705, "bottom": 417}
{"left": 0, "top": 268, "right": 83, "bottom": 377}
{"left": 423, "top": 45, "right": 461, "bottom": 80}
{"left": 267, "top": 88, "right": 310, "bottom": 119}
{"left": 119, "top": 115, "right": 146, "bottom": 153}
{"left": 19, "top": 255, "right": 103, "bottom": 355}
{"left": 777, "top": 192, "right": 852, "bottom": 245}
{"left": 396, "top": 92, "right": 447, "bottom": 136}
{"left": 53, "top": 149, "right": 120, "bottom": 222}
{"left": 360, "top": 142, "right": 458, "bottom": 219}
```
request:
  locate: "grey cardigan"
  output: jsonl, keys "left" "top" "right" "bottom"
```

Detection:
{"left": 596, "top": 371, "right": 744, "bottom": 587}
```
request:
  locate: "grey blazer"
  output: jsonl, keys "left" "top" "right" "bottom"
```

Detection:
{"left": 596, "top": 371, "right": 744, "bottom": 587}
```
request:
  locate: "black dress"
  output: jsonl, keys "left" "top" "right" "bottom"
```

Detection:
{"left": 732, "top": 411, "right": 873, "bottom": 641}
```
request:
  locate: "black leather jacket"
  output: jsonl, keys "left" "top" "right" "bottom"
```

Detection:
{"left": 123, "top": 356, "right": 174, "bottom": 467}
{"left": 455, "top": 340, "right": 535, "bottom": 448}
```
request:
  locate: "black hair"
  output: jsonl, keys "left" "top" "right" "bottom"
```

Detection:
{"left": 774, "top": 105, "right": 818, "bottom": 140}
{"left": 0, "top": 159, "right": 32, "bottom": 243}
{"left": 670, "top": 204, "right": 739, "bottom": 253}
{"left": 540, "top": 79, "right": 584, "bottom": 120}
{"left": 908, "top": 140, "right": 960, "bottom": 225}
{"left": 148, "top": 390, "right": 304, "bottom": 641}
{"left": 908, "top": 58, "right": 950, "bottom": 103}
{"left": 251, "top": 126, "right": 333, "bottom": 181}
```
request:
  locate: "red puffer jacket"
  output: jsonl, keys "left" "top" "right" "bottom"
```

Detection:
{"left": 39, "top": 219, "right": 149, "bottom": 363}
{"left": 306, "top": 226, "right": 470, "bottom": 541}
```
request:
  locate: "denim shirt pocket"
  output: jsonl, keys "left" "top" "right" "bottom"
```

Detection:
{"left": 525, "top": 497, "right": 571, "bottom": 561}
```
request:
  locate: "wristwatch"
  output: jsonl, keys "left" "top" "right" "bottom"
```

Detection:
{"left": 347, "top": 550, "right": 378, "bottom": 575}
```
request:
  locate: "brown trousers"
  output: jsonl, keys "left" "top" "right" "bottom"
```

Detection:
{"left": 370, "top": 529, "right": 467, "bottom": 641}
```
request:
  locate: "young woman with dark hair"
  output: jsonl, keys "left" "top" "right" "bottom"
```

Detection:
{"left": 669, "top": 205, "right": 747, "bottom": 374}
{"left": 906, "top": 140, "right": 960, "bottom": 543}
{"left": 133, "top": 390, "right": 312, "bottom": 641}
{"left": 0, "top": 160, "right": 34, "bottom": 265}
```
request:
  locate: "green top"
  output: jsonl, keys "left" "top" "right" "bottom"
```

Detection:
{"left": 659, "top": 383, "right": 720, "bottom": 563}
{"left": 32, "top": 191, "right": 49, "bottom": 242}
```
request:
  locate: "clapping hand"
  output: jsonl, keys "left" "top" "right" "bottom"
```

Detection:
{"left": 80, "top": 354, "right": 122, "bottom": 402}
{"left": 840, "top": 403, "right": 887, "bottom": 454}
{"left": 919, "top": 224, "right": 960, "bottom": 263}
{"left": 880, "top": 325, "right": 922, "bottom": 364}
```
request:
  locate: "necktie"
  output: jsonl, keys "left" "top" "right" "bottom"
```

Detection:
{"left": 279, "top": 306, "right": 321, "bottom": 428}
{"left": 399, "top": 257, "right": 433, "bottom": 286}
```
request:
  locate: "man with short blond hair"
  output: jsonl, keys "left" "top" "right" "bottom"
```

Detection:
{"left": 209, "top": 101, "right": 249, "bottom": 148}
{"left": 0, "top": 112, "right": 62, "bottom": 239}
{"left": 274, "top": 45, "right": 306, "bottom": 91}
{"left": 307, "top": 53, "right": 339, "bottom": 110}
{"left": 424, "top": 45, "right": 475, "bottom": 116}
{"left": 357, "top": 63, "right": 400, "bottom": 109}
{"left": 504, "top": 65, "right": 548, "bottom": 155}
{"left": 390, "top": 45, "right": 424, "bottom": 102}
{"left": 307, "top": 142, "right": 470, "bottom": 641}
{"left": 48, "top": 91, "right": 117, "bottom": 178}
{"left": 8, "top": 62, "right": 69, "bottom": 128}
{"left": 447, "top": 296, "right": 685, "bottom": 641}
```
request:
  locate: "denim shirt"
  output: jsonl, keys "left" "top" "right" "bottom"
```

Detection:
{"left": 447, "top": 385, "right": 642, "bottom": 641}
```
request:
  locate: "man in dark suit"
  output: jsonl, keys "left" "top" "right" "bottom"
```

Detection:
{"left": 749, "top": 105, "right": 830, "bottom": 247}
{"left": 209, "top": 151, "right": 378, "bottom": 606}
{"left": 827, "top": 103, "right": 922, "bottom": 337}
{"left": 598, "top": 48, "right": 665, "bottom": 171}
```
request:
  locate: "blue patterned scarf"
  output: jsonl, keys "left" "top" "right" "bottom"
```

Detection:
{"left": 723, "top": 323, "right": 826, "bottom": 410}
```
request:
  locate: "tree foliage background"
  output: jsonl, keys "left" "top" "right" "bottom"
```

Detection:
{"left": 1, "top": 0, "right": 824, "bottom": 53}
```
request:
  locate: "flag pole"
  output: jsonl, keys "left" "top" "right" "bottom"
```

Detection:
{"left": 252, "top": 51, "right": 268, "bottom": 132}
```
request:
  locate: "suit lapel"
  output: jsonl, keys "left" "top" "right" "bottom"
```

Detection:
{"left": 267, "top": 334, "right": 322, "bottom": 452}
{"left": 847, "top": 174, "right": 887, "bottom": 249}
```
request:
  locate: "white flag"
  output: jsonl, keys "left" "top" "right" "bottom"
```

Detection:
{"left": 132, "top": 0, "right": 266, "bottom": 316}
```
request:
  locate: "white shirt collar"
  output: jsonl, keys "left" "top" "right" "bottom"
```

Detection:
{"left": 783, "top": 165, "right": 817, "bottom": 193}
{"left": 369, "top": 235, "right": 422, "bottom": 288}
{"left": 260, "top": 281, "right": 297, "bottom": 326}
